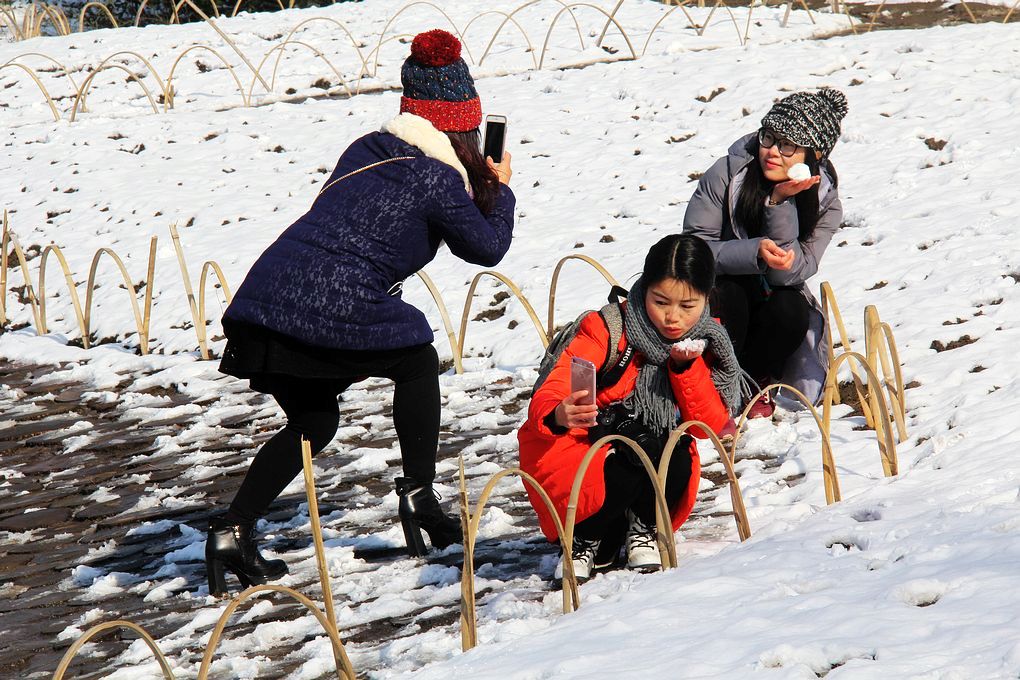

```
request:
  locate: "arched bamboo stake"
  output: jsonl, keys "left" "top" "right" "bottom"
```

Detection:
{"left": 69, "top": 61, "right": 161, "bottom": 122}
{"left": 37, "top": 244, "right": 89, "bottom": 345}
{"left": 0, "top": 62, "right": 61, "bottom": 122}
{"left": 232, "top": 0, "right": 286, "bottom": 14}
{"left": 779, "top": 0, "right": 816, "bottom": 27}
{"left": 539, "top": 4, "right": 637, "bottom": 70}
{"left": 168, "top": 224, "right": 211, "bottom": 360}
{"left": 691, "top": 0, "right": 745, "bottom": 44}
{"left": 459, "top": 462, "right": 580, "bottom": 652}
{"left": 77, "top": 2, "right": 118, "bottom": 31}
{"left": 369, "top": 2, "right": 473, "bottom": 78}
{"left": 823, "top": 351, "right": 899, "bottom": 478}
{"left": 134, "top": 0, "right": 180, "bottom": 28}
{"left": 565, "top": 434, "right": 677, "bottom": 575}
{"left": 84, "top": 240, "right": 156, "bottom": 354}
{"left": 819, "top": 281, "right": 872, "bottom": 422}
{"left": 5, "top": 53, "right": 85, "bottom": 103}
{"left": 0, "top": 215, "right": 42, "bottom": 330}
{"left": 479, "top": 0, "right": 585, "bottom": 68}
{"left": 731, "top": 382, "right": 841, "bottom": 505}
{"left": 197, "top": 260, "right": 233, "bottom": 347}
{"left": 167, "top": 44, "right": 249, "bottom": 109}
{"left": 456, "top": 455, "right": 477, "bottom": 650}
{"left": 197, "top": 585, "right": 353, "bottom": 680}
{"left": 34, "top": 4, "right": 71, "bottom": 37}
{"left": 457, "top": 270, "right": 548, "bottom": 360}
{"left": 462, "top": 10, "right": 538, "bottom": 70}
{"left": 660, "top": 420, "right": 751, "bottom": 540}
{"left": 299, "top": 438, "right": 357, "bottom": 680}
{"left": 274, "top": 17, "right": 369, "bottom": 86}
{"left": 52, "top": 620, "right": 175, "bottom": 680}
{"left": 414, "top": 270, "right": 464, "bottom": 374}
{"left": 73, "top": 49, "right": 168, "bottom": 116}
{"left": 1004, "top": 0, "right": 1020, "bottom": 23}
{"left": 640, "top": 1, "right": 701, "bottom": 57}
{"left": 0, "top": 6, "right": 25, "bottom": 41}
{"left": 546, "top": 254, "right": 620, "bottom": 340}
{"left": 250, "top": 39, "right": 354, "bottom": 101}
{"left": 865, "top": 305, "right": 907, "bottom": 442}
{"left": 177, "top": 0, "right": 271, "bottom": 92}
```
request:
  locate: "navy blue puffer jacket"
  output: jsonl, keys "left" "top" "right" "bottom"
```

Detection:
{"left": 224, "top": 129, "right": 516, "bottom": 350}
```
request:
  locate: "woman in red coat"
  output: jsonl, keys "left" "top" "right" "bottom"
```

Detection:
{"left": 519, "top": 234, "right": 742, "bottom": 580}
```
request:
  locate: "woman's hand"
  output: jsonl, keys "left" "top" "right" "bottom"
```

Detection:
{"left": 670, "top": 343, "right": 704, "bottom": 366}
{"left": 769, "top": 175, "right": 820, "bottom": 205}
{"left": 758, "top": 238, "right": 795, "bottom": 271}
{"left": 487, "top": 151, "right": 513, "bottom": 185}
{"left": 554, "top": 390, "right": 598, "bottom": 429}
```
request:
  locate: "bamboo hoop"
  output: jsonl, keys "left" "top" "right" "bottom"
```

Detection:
{"left": 168, "top": 224, "right": 211, "bottom": 360}
{"left": 166, "top": 44, "right": 249, "bottom": 109}
{"left": 414, "top": 270, "right": 464, "bottom": 374}
{"left": 69, "top": 61, "right": 161, "bottom": 122}
{"left": 695, "top": 0, "right": 745, "bottom": 45}
{"left": 0, "top": 6, "right": 24, "bottom": 41}
{"left": 77, "top": 2, "right": 118, "bottom": 31}
{"left": 640, "top": 2, "right": 701, "bottom": 57}
{"left": 539, "top": 4, "right": 638, "bottom": 70}
{"left": 564, "top": 434, "right": 677, "bottom": 575}
{"left": 546, "top": 254, "right": 620, "bottom": 340}
{"left": 52, "top": 620, "right": 175, "bottom": 680}
{"left": 370, "top": 2, "right": 473, "bottom": 77}
{"left": 173, "top": 0, "right": 221, "bottom": 20}
{"left": 457, "top": 270, "right": 548, "bottom": 360}
{"left": 865, "top": 305, "right": 907, "bottom": 442}
{"left": 661, "top": 420, "right": 751, "bottom": 540}
{"left": 274, "top": 17, "right": 369, "bottom": 88}
{"left": 4, "top": 53, "right": 85, "bottom": 106}
{"left": 731, "top": 382, "right": 841, "bottom": 505}
{"left": 177, "top": 0, "right": 271, "bottom": 92}
{"left": 459, "top": 463, "right": 580, "bottom": 652}
{"left": 1005, "top": 0, "right": 1020, "bottom": 23}
{"left": 820, "top": 281, "right": 871, "bottom": 422}
{"left": 823, "top": 351, "right": 899, "bottom": 478}
{"left": 34, "top": 4, "right": 71, "bottom": 37}
{"left": 197, "top": 585, "right": 352, "bottom": 680}
{"left": 462, "top": 10, "right": 539, "bottom": 70}
{"left": 250, "top": 39, "right": 354, "bottom": 101}
{"left": 232, "top": 0, "right": 286, "bottom": 14}
{"left": 197, "top": 260, "right": 233, "bottom": 347}
{"left": 83, "top": 237, "right": 159, "bottom": 355}
{"left": 0, "top": 62, "right": 61, "bottom": 122}
{"left": 37, "top": 244, "right": 89, "bottom": 345}
{"left": 299, "top": 438, "right": 356, "bottom": 680}
{"left": 134, "top": 0, "right": 180, "bottom": 28}
{"left": 457, "top": 456, "right": 477, "bottom": 651}
{"left": 1, "top": 211, "right": 43, "bottom": 329}
{"left": 779, "top": 0, "right": 815, "bottom": 27}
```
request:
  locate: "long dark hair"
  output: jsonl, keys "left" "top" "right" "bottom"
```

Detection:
{"left": 733, "top": 140, "right": 839, "bottom": 242}
{"left": 446, "top": 129, "right": 500, "bottom": 216}
{"left": 640, "top": 234, "right": 715, "bottom": 297}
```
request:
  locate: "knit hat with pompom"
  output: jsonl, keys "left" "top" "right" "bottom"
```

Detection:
{"left": 760, "top": 88, "right": 848, "bottom": 158}
{"left": 399, "top": 29, "right": 481, "bottom": 132}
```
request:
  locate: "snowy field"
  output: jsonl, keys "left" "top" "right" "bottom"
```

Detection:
{"left": 2, "top": 0, "right": 1020, "bottom": 678}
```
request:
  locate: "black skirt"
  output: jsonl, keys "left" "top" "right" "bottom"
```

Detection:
{"left": 219, "top": 317, "right": 427, "bottom": 394}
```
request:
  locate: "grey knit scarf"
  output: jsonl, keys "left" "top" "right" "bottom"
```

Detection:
{"left": 622, "top": 280, "right": 751, "bottom": 432}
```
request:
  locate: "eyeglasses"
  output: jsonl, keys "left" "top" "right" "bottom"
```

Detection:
{"left": 758, "top": 128, "right": 801, "bottom": 158}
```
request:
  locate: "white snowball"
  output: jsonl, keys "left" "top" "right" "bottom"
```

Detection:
{"left": 672, "top": 339, "right": 706, "bottom": 353}
{"left": 787, "top": 163, "right": 811, "bottom": 181}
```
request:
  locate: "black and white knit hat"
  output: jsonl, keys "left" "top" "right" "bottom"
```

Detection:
{"left": 760, "top": 88, "right": 848, "bottom": 158}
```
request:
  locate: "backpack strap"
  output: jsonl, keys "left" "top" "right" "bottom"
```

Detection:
{"left": 595, "top": 298, "right": 633, "bottom": 391}
{"left": 312, "top": 156, "right": 416, "bottom": 206}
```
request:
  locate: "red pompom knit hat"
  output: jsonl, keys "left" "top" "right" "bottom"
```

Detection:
{"left": 399, "top": 29, "right": 481, "bottom": 133}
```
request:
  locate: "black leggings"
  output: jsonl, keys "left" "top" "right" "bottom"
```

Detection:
{"left": 573, "top": 441, "right": 694, "bottom": 542}
{"left": 710, "top": 274, "right": 810, "bottom": 380}
{"left": 223, "top": 343, "right": 441, "bottom": 524}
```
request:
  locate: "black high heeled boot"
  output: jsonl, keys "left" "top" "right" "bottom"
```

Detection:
{"left": 205, "top": 519, "right": 289, "bottom": 597}
{"left": 395, "top": 477, "right": 463, "bottom": 558}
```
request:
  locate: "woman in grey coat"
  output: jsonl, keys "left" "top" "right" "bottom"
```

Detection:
{"left": 683, "top": 89, "right": 848, "bottom": 415}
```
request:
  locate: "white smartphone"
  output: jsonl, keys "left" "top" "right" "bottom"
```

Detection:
{"left": 570, "top": 356, "right": 596, "bottom": 406}
{"left": 483, "top": 114, "right": 507, "bottom": 163}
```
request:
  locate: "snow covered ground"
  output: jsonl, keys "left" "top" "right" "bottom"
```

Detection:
{"left": 2, "top": 0, "right": 1020, "bottom": 678}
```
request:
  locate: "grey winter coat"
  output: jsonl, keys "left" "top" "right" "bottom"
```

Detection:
{"left": 683, "top": 132, "right": 842, "bottom": 404}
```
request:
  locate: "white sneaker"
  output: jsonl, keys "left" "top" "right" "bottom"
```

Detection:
{"left": 625, "top": 510, "right": 662, "bottom": 572}
{"left": 554, "top": 535, "right": 601, "bottom": 581}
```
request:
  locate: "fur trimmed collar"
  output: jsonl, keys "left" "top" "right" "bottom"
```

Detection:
{"left": 382, "top": 113, "right": 471, "bottom": 192}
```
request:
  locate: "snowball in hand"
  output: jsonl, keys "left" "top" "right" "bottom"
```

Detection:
{"left": 672, "top": 339, "right": 706, "bottom": 354}
{"left": 787, "top": 163, "right": 811, "bottom": 181}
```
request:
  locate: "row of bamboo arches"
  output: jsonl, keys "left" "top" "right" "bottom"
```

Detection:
{"left": 36, "top": 220, "right": 908, "bottom": 678}
{"left": 2, "top": 0, "right": 867, "bottom": 126}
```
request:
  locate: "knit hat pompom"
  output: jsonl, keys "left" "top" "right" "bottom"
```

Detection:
{"left": 410, "top": 29, "right": 461, "bottom": 67}
{"left": 819, "top": 87, "right": 849, "bottom": 119}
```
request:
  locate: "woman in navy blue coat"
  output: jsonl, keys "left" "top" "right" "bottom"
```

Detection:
{"left": 205, "top": 29, "right": 515, "bottom": 596}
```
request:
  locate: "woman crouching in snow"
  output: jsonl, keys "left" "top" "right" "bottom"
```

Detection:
{"left": 518, "top": 234, "right": 742, "bottom": 580}
{"left": 205, "top": 30, "right": 514, "bottom": 596}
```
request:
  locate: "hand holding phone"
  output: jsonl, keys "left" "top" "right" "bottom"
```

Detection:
{"left": 570, "top": 357, "right": 597, "bottom": 406}
{"left": 483, "top": 114, "right": 507, "bottom": 163}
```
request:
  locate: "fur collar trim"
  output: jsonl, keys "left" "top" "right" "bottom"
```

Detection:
{"left": 382, "top": 113, "right": 471, "bottom": 192}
